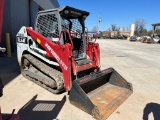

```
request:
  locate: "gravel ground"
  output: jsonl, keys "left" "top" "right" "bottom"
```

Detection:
{"left": 0, "top": 39, "right": 160, "bottom": 120}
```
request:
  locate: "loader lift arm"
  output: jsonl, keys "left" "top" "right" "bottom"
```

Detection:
{"left": 26, "top": 27, "right": 73, "bottom": 91}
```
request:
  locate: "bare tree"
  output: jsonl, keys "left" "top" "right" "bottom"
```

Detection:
{"left": 92, "top": 26, "right": 97, "bottom": 32}
{"left": 147, "top": 30, "right": 153, "bottom": 36}
{"left": 134, "top": 19, "right": 146, "bottom": 36}
{"left": 111, "top": 24, "right": 117, "bottom": 31}
{"left": 127, "top": 25, "right": 131, "bottom": 32}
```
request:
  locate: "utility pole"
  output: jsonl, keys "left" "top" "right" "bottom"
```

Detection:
{"left": 97, "top": 16, "right": 102, "bottom": 33}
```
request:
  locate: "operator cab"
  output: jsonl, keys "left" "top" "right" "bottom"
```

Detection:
{"left": 35, "top": 6, "right": 90, "bottom": 61}
{"left": 59, "top": 6, "right": 89, "bottom": 60}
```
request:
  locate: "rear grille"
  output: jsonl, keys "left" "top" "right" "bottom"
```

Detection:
{"left": 36, "top": 13, "right": 59, "bottom": 38}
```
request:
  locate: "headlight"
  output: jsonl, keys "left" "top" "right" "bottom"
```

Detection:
{"left": 64, "top": 10, "right": 69, "bottom": 14}
{"left": 83, "top": 15, "right": 87, "bottom": 18}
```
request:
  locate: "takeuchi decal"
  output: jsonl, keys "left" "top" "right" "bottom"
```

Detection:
{"left": 45, "top": 43, "right": 68, "bottom": 70}
{"left": 79, "top": 76, "right": 92, "bottom": 83}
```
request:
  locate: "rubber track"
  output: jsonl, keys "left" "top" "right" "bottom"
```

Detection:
{"left": 22, "top": 54, "right": 64, "bottom": 94}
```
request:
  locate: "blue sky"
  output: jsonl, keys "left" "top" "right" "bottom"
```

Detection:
{"left": 58, "top": 0, "right": 160, "bottom": 31}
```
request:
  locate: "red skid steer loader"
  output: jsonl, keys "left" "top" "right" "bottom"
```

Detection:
{"left": 16, "top": 6, "right": 132, "bottom": 120}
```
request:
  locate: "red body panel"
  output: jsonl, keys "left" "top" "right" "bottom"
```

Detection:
{"left": 87, "top": 43, "right": 100, "bottom": 67}
{"left": 26, "top": 27, "right": 100, "bottom": 91}
{"left": 76, "top": 63, "right": 95, "bottom": 72}
{"left": 26, "top": 28, "right": 73, "bottom": 91}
